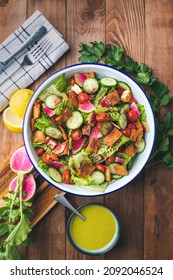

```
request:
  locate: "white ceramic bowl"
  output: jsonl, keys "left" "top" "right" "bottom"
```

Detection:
{"left": 23, "top": 63, "right": 155, "bottom": 196}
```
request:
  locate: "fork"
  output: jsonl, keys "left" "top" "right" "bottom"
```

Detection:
{"left": 0, "top": 37, "right": 52, "bottom": 85}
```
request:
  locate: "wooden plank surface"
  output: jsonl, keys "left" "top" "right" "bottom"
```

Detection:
{"left": 144, "top": 0, "right": 173, "bottom": 260}
{"left": 0, "top": 0, "right": 173, "bottom": 260}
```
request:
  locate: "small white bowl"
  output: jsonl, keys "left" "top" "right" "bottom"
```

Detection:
{"left": 23, "top": 63, "right": 155, "bottom": 196}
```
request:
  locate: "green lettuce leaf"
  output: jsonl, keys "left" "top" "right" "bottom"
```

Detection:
{"left": 93, "top": 86, "right": 108, "bottom": 106}
{"left": 98, "top": 135, "right": 129, "bottom": 158}
{"left": 53, "top": 73, "right": 69, "bottom": 92}
{"left": 34, "top": 112, "right": 56, "bottom": 132}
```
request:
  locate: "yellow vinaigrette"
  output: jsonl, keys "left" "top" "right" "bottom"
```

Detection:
{"left": 69, "top": 204, "right": 119, "bottom": 253}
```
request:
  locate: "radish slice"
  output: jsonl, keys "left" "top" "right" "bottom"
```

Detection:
{"left": 115, "top": 157, "right": 125, "bottom": 164}
{"left": 142, "top": 121, "right": 150, "bottom": 132}
{"left": 49, "top": 161, "right": 64, "bottom": 169}
{"left": 42, "top": 106, "right": 55, "bottom": 117}
{"left": 72, "top": 137, "right": 86, "bottom": 154}
{"left": 90, "top": 128, "right": 102, "bottom": 140}
{"left": 78, "top": 100, "right": 95, "bottom": 113}
{"left": 53, "top": 142, "right": 65, "bottom": 154}
{"left": 88, "top": 112, "right": 96, "bottom": 123}
{"left": 100, "top": 96, "right": 111, "bottom": 107}
{"left": 130, "top": 102, "right": 140, "bottom": 116}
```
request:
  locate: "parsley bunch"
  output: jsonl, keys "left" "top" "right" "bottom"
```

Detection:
{"left": 0, "top": 173, "right": 33, "bottom": 260}
{"left": 79, "top": 42, "right": 173, "bottom": 169}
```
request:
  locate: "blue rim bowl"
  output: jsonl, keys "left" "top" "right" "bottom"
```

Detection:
{"left": 23, "top": 63, "right": 155, "bottom": 197}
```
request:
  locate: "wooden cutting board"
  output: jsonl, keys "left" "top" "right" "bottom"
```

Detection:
{"left": 0, "top": 143, "right": 65, "bottom": 228}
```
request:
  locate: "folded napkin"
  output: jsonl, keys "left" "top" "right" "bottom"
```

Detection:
{"left": 0, "top": 10, "right": 69, "bottom": 113}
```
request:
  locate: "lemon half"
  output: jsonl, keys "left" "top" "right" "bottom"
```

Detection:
{"left": 10, "top": 88, "right": 33, "bottom": 118}
{"left": 3, "top": 107, "right": 23, "bottom": 133}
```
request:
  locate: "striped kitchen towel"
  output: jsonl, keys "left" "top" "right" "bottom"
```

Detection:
{"left": 0, "top": 10, "right": 69, "bottom": 112}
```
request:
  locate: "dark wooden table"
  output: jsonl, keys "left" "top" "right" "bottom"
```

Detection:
{"left": 0, "top": 0, "right": 173, "bottom": 260}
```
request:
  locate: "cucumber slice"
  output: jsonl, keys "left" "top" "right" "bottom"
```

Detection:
{"left": 45, "top": 127, "right": 62, "bottom": 139}
{"left": 109, "top": 163, "right": 120, "bottom": 175}
{"left": 112, "top": 174, "right": 123, "bottom": 180}
{"left": 134, "top": 139, "right": 146, "bottom": 153}
{"left": 117, "top": 81, "right": 131, "bottom": 91}
{"left": 83, "top": 78, "right": 99, "bottom": 94}
{"left": 91, "top": 170, "right": 105, "bottom": 185}
{"left": 120, "top": 103, "right": 130, "bottom": 114}
{"left": 66, "top": 111, "right": 83, "bottom": 130}
{"left": 45, "top": 94, "right": 61, "bottom": 109}
{"left": 118, "top": 113, "right": 127, "bottom": 129}
{"left": 101, "top": 122, "right": 113, "bottom": 136}
{"left": 100, "top": 77, "right": 117, "bottom": 87}
{"left": 48, "top": 167, "right": 62, "bottom": 183}
{"left": 59, "top": 165, "right": 69, "bottom": 174}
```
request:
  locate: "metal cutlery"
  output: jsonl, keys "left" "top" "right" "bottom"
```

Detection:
{"left": 0, "top": 25, "right": 47, "bottom": 72}
{"left": 0, "top": 37, "right": 52, "bottom": 85}
{"left": 54, "top": 194, "right": 86, "bottom": 221}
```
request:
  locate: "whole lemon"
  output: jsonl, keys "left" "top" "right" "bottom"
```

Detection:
{"left": 10, "top": 88, "right": 34, "bottom": 118}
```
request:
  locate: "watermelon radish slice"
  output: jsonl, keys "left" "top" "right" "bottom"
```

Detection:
{"left": 49, "top": 161, "right": 64, "bottom": 169}
{"left": 100, "top": 96, "right": 111, "bottom": 107}
{"left": 90, "top": 128, "right": 102, "bottom": 140}
{"left": 42, "top": 106, "right": 55, "bottom": 117}
{"left": 10, "top": 146, "right": 33, "bottom": 174}
{"left": 78, "top": 100, "right": 95, "bottom": 113}
{"left": 72, "top": 137, "right": 86, "bottom": 154}
{"left": 88, "top": 112, "right": 96, "bottom": 123}
{"left": 74, "top": 73, "right": 87, "bottom": 87}
{"left": 53, "top": 142, "right": 65, "bottom": 155}
{"left": 142, "top": 121, "right": 150, "bottom": 132}
{"left": 9, "top": 174, "right": 36, "bottom": 201}
{"left": 130, "top": 102, "right": 140, "bottom": 116}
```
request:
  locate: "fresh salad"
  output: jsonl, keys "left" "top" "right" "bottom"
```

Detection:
{"left": 30, "top": 72, "right": 149, "bottom": 192}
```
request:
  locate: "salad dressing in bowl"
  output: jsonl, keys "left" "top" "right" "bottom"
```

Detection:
{"left": 67, "top": 204, "right": 120, "bottom": 255}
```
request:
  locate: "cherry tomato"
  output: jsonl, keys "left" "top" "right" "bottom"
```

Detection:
{"left": 96, "top": 112, "right": 110, "bottom": 123}
{"left": 69, "top": 76, "right": 76, "bottom": 85}
{"left": 42, "top": 153, "right": 58, "bottom": 164}
{"left": 105, "top": 155, "right": 115, "bottom": 165}
{"left": 42, "top": 153, "right": 52, "bottom": 165}
{"left": 77, "top": 92, "right": 89, "bottom": 104}
{"left": 128, "top": 123, "right": 136, "bottom": 130}
{"left": 71, "top": 129, "right": 82, "bottom": 140}
{"left": 121, "top": 127, "right": 131, "bottom": 137}
{"left": 35, "top": 147, "right": 45, "bottom": 156}
{"left": 126, "top": 109, "right": 138, "bottom": 122}
{"left": 130, "top": 97, "right": 137, "bottom": 104}
{"left": 95, "top": 164, "right": 106, "bottom": 173}
{"left": 96, "top": 122, "right": 102, "bottom": 131}
{"left": 62, "top": 170, "right": 73, "bottom": 184}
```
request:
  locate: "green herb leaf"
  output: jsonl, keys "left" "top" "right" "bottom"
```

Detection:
{"left": 158, "top": 137, "right": 169, "bottom": 152}
{"left": 79, "top": 42, "right": 105, "bottom": 63}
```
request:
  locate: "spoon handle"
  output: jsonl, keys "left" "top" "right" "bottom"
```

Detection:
{"left": 54, "top": 194, "right": 86, "bottom": 221}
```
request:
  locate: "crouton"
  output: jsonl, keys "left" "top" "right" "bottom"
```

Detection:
{"left": 104, "top": 127, "right": 122, "bottom": 146}
{"left": 77, "top": 162, "right": 95, "bottom": 178}
{"left": 82, "top": 125, "right": 91, "bottom": 136}
{"left": 86, "top": 138, "right": 102, "bottom": 153}
{"left": 134, "top": 119, "right": 143, "bottom": 131}
{"left": 125, "top": 144, "right": 137, "bottom": 158}
{"left": 130, "top": 129, "right": 143, "bottom": 142}
{"left": 85, "top": 72, "right": 95, "bottom": 78}
{"left": 113, "top": 165, "right": 128, "bottom": 176}
{"left": 33, "top": 103, "right": 41, "bottom": 119}
{"left": 106, "top": 90, "right": 121, "bottom": 106}
{"left": 121, "top": 90, "right": 132, "bottom": 102}
{"left": 69, "top": 90, "right": 79, "bottom": 108}
{"left": 105, "top": 166, "right": 111, "bottom": 182}
{"left": 55, "top": 108, "right": 72, "bottom": 125}
{"left": 33, "top": 130, "right": 45, "bottom": 143}
{"left": 31, "top": 117, "right": 36, "bottom": 132}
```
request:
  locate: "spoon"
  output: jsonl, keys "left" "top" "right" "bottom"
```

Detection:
{"left": 54, "top": 194, "right": 86, "bottom": 221}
